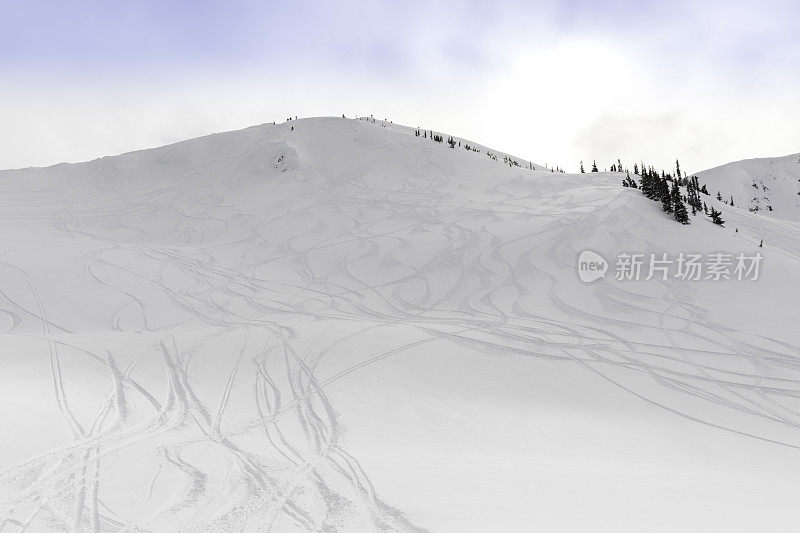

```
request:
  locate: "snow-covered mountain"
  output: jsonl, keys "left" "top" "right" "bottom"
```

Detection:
{"left": 2, "top": 116, "right": 800, "bottom": 532}
{"left": 696, "top": 152, "right": 800, "bottom": 221}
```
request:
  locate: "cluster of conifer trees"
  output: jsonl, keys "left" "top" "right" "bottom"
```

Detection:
{"left": 415, "top": 128, "right": 447, "bottom": 143}
{"left": 618, "top": 159, "right": 724, "bottom": 226}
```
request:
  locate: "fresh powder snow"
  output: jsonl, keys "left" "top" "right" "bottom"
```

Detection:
{"left": 1, "top": 117, "right": 799, "bottom": 531}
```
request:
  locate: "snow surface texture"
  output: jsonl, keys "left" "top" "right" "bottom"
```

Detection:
{"left": 1, "top": 117, "right": 800, "bottom": 532}
{"left": 696, "top": 152, "right": 800, "bottom": 221}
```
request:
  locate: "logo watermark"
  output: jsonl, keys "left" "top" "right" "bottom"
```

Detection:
{"left": 577, "top": 251, "right": 763, "bottom": 282}
{"left": 577, "top": 250, "right": 609, "bottom": 283}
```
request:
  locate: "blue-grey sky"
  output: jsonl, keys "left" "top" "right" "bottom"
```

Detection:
{"left": 1, "top": 0, "right": 798, "bottom": 172}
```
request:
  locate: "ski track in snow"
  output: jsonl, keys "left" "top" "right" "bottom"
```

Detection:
{"left": 1, "top": 117, "right": 800, "bottom": 531}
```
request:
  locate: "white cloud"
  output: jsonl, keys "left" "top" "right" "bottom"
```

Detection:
{"left": 0, "top": 0, "right": 797, "bottom": 172}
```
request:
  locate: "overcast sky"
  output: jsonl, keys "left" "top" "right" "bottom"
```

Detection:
{"left": 1, "top": 0, "right": 798, "bottom": 173}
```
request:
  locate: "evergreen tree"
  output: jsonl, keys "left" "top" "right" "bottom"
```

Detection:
{"left": 634, "top": 163, "right": 639, "bottom": 175}
{"left": 622, "top": 173, "right": 638, "bottom": 188}
{"left": 650, "top": 169, "right": 660, "bottom": 199}
{"left": 641, "top": 167, "right": 655, "bottom": 199}
{"left": 717, "top": 191, "right": 723, "bottom": 201}
{"left": 591, "top": 160, "right": 598, "bottom": 172}
{"left": 709, "top": 207, "right": 725, "bottom": 226}
{"left": 686, "top": 176, "right": 701, "bottom": 215}
{"left": 639, "top": 168, "right": 650, "bottom": 197}
{"left": 672, "top": 181, "right": 689, "bottom": 224}
{"left": 580, "top": 161, "right": 585, "bottom": 173}
{"left": 730, "top": 195, "right": 734, "bottom": 206}
{"left": 660, "top": 178, "right": 672, "bottom": 213}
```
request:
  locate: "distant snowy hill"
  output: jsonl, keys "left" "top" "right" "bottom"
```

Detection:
{"left": 696, "top": 152, "right": 800, "bottom": 221}
{"left": 2, "top": 117, "right": 800, "bottom": 532}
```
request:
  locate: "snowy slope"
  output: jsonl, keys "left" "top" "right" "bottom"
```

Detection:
{"left": 2, "top": 117, "right": 800, "bottom": 532}
{"left": 696, "top": 152, "right": 800, "bottom": 221}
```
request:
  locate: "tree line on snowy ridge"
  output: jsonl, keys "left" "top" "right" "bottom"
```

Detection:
{"left": 357, "top": 116, "right": 735, "bottom": 229}
{"left": 359, "top": 115, "right": 566, "bottom": 172}
{"left": 580, "top": 157, "right": 725, "bottom": 227}
{"left": 413, "top": 127, "right": 568, "bottom": 173}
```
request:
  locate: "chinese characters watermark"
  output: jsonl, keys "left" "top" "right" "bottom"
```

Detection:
{"left": 578, "top": 251, "right": 762, "bottom": 282}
